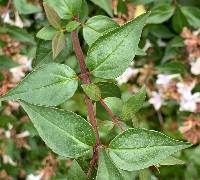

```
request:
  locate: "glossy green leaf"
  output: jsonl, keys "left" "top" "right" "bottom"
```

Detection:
{"left": 81, "top": 83, "right": 101, "bottom": 101}
{"left": 122, "top": 86, "right": 146, "bottom": 120}
{"left": 0, "top": 63, "right": 78, "bottom": 106}
{"left": 52, "top": 32, "right": 66, "bottom": 59}
{"left": 86, "top": 13, "right": 149, "bottom": 79}
{"left": 172, "top": 7, "right": 188, "bottom": 33}
{"left": 108, "top": 128, "right": 191, "bottom": 171}
{"left": 158, "top": 156, "right": 185, "bottom": 166}
{"left": 44, "top": 0, "right": 83, "bottom": 19}
{"left": 83, "top": 15, "right": 119, "bottom": 46}
{"left": 36, "top": 26, "right": 57, "bottom": 40}
{"left": 66, "top": 21, "right": 81, "bottom": 32}
{"left": 20, "top": 101, "right": 96, "bottom": 158}
{"left": 96, "top": 148, "right": 137, "bottom": 180}
{"left": 89, "top": 0, "right": 113, "bottom": 17}
{"left": 14, "top": 0, "right": 41, "bottom": 14}
{"left": 43, "top": 2, "right": 61, "bottom": 29}
{"left": 181, "top": 6, "right": 200, "bottom": 29}
{"left": 147, "top": 4, "right": 175, "bottom": 24}
{"left": 66, "top": 160, "right": 88, "bottom": 180}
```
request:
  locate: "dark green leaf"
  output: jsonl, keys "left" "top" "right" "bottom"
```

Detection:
{"left": 147, "top": 4, "right": 175, "bottom": 24}
{"left": 67, "top": 160, "right": 88, "bottom": 180}
{"left": 83, "top": 15, "right": 119, "bottom": 46}
{"left": 52, "top": 32, "right": 65, "bottom": 59}
{"left": 89, "top": 0, "right": 113, "bottom": 17}
{"left": 36, "top": 26, "right": 57, "bottom": 40}
{"left": 20, "top": 101, "right": 96, "bottom": 158}
{"left": 0, "top": 63, "right": 78, "bottom": 106}
{"left": 0, "top": 56, "right": 18, "bottom": 70}
{"left": 108, "top": 128, "right": 191, "bottom": 171}
{"left": 86, "top": 13, "right": 149, "bottom": 79}
{"left": 43, "top": 2, "right": 62, "bottom": 29}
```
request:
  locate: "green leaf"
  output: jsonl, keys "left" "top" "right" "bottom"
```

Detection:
{"left": 96, "top": 148, "right": 137, "bottom": 180}
{"left": 172, "top": 7, "right": 188, "bottom": 33}
{"left": 66, "top": 21, "right": 81, "bottom": 32}
{"left": 181, "top": 6, "right": 200, "bottom": 29}
{"left": 108, "top": 128, "right": 191, "bottom": 171}
{"left": 20, "top": 101, "right": 96, "bottom": 158}
{"left": 89, "top": 0, "right": 113, "bottom": 17}
{"left": 147, "top": 4, "right": 175, "bottom": 24}
{"left": 43, "top": 2, "right": 61, "bottom": 29}
{"left": 0, "top": 63, "right": 78, "bottom": 106}
{"left": 122, "top": 86, "right": 146, "bottom": 120}
{"left": 44, "top": 0, "right": 83, "bottom": 19}
{"left": 52, "top": 32, "right": 66, "bottom": 59}
{"left": 96, "top": 82, "right": 121, "bottom": 98}
{"left": 158, "top": 156, "right": 185, "bottom": 166}
{"left": 81, "top": 83, "right": 101, "bottom": 101}
{"left": 0, "top": 56, "right": 18, "bottom": 70}
{"left": 96, "top": 97, "right": 123, "bottom": 121}
{"left": 83, "top": 15, "right": 119, "bottom": 46}
{"left": 14, "top": 0, "right": 41, "bottom": 14}
{"left": 86, "top": 13, "right": 149, "bottom": 79}
{"left": 66, "top": 160, "right": 88, "bottom": 180}
{"left": 136, "top": 48, "right": 146, "bottom": 56}
{"left": 36, "top": 26, "right": 57, "bottom": 40}
{"left": 156, "top": 60, "right": 187, "bottom": 75}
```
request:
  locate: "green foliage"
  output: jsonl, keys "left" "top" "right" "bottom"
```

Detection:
{"left": 20, "top": 101, "right": 96, "bottom": 158}
{"left": 81, "top": 83, "right": 101, "bottom": 101}
{"left": 36, "top": 26, "right": 57, "bottom": 40}
{"left": 108, "top": 128, "right": 191, "bottom": 171}
{"left": 52, "top": 32, "right": 66, "bottom": 58}
{"left": 0, "top": 63, "right": 78, "bottom": 106}
{"left": 66, "top": 21, "right": 81, "bottom": 32}
{"left": 86, "top": 13, "right": 149, "bottom": 79}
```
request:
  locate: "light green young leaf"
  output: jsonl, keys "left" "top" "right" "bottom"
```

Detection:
{"left": 181, "top": 6, "right": 200, "bottom": 29}
{"left": 66, "top": 21, "right": 81, "bottom": 32}
{"left": 108, "top": 128, "right": 191, "bottom": 171}
{"left": 147, "top": 4, "right": 175, "bottom": 24}
{"left": 122, "top": 86, "right": 146, "bottom": 120}
{"left": 89, "top": 0, "right": 113, "bottom": 17}
{"left": 14, "top": 0, "right": 41, "bottom": 14}
{"left": 81, "top": 83, "right": 101, "bottom": 101}
{"left": 36, "top": 26, "right": 57, "bottom": 40}
{"left": 52, "top": 32, "right": 66, "bottom": 59}
{"left": 20, "top": 101, "right": 96, "bottom": 158}
{"left": 66, "top": 160, "right": 88, "bottom": 180}
{"left": 86, "top": 13, "right": 149, "bottom": 79}
{"left": 43, "top": 2, "right": 61, "bottom": 29}
{"left": 158, "top": 156, "right": 185, "bottom": 166}
{"left": 0, "top": 63, "right": 78, "bottom": 106}
{"left": 44, "top": 0, "right": 83, "bottom": 19}
{"left": 83, "top": 15, "right": 119, "bottom": 46}
{"left": 96, "top": 148, "right": 137, "bottom": 180}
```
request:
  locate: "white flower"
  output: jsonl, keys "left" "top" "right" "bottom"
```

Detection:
{"left": 179, "top": 93, "right": 200, "bottom": 112}
{"left": 149, "top": 91, "right": 164, "bottom": 110}
{"left": 116, "top": 67, "right": 139, "bottom": 85}
{"left": 191, "top": 57, "right": 200, "bottom": 75}
{"left": 156, "top": 74, "right": 177, "bottom": 87}
{"left": 177, "top": 82, "right": 200, "bottom": 112}
{"left": 26, "top": 173, "right": 43, "bottom": 180}
{"left": 2, "top": 11, "right": 23, "bottom": 28}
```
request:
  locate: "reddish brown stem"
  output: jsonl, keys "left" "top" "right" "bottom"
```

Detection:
{"left": 99, "top": 98, "right": 124, "bottom": 131}
{"left": 71, "top": 29, "right": 100, "bottom": 176}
